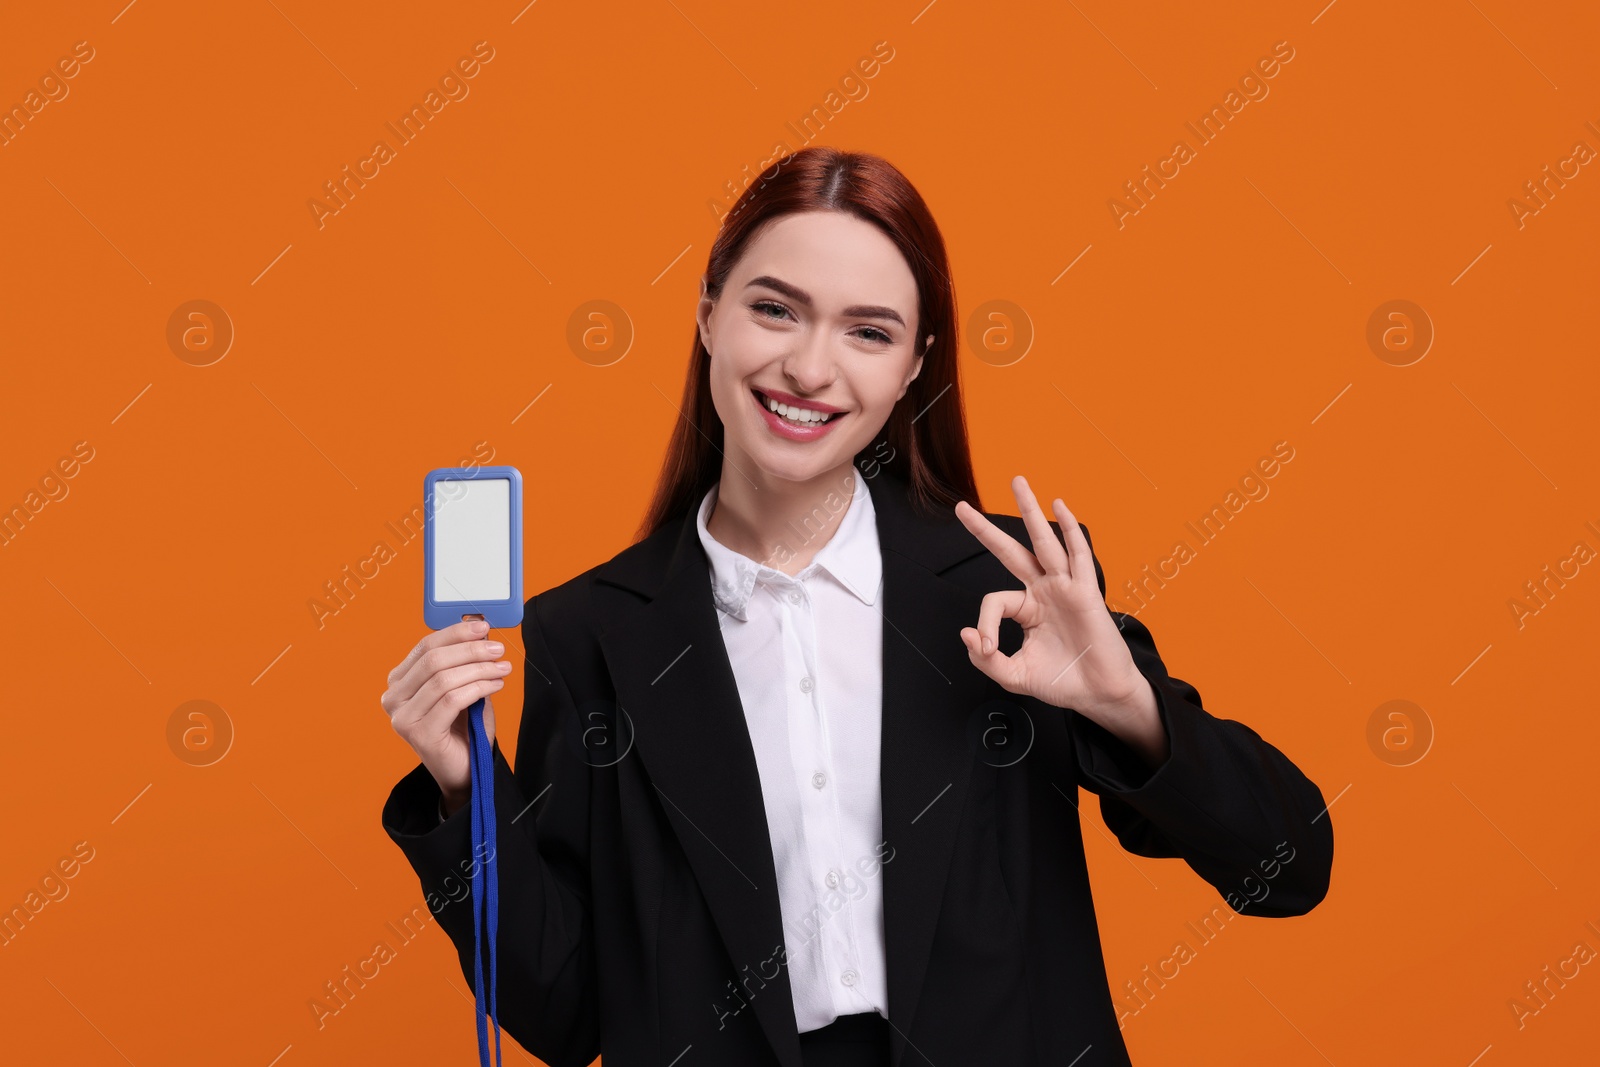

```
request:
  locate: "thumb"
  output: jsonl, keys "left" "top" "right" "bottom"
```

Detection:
{"left": 961, "top": 627, "right": 1017, "bottom": 687}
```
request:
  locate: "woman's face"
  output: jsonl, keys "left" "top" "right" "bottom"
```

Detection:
{"left": 697, "top": 210, "right": 931, "bottom": 488}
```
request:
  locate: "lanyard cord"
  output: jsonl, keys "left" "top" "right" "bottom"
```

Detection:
{"left": 468, "top": 696, "right": 503, "bottom": 1066}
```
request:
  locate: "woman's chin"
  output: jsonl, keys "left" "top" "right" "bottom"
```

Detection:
{"left": 743, "top": 442, "right": 850, "bottom": 485}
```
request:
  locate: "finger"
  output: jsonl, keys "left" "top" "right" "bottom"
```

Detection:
{"left": 388, "top": 618, "right": 490, "bottom": 686}
{"left": 1050, "top": 498, "right": 1092, "bottom": 585}
{"left": 954, "top": 499, "right": 1043, "bottom": 583}
{"left": 959, "top": 626, "right": 1023, "bottom": 688}
{"left": 1012, "top": 476, "right": 1070, "bottom": 576}
{"left": 974, "top": 589, "right": 1026, "bottom": 655}
{"left": 391, "top": 639, "right": 510, "bottom": 718}
{"left": 401, "top": 663, "right": 509, "bottom": 733}
{"left": 427, "top": 676, "right": 508, "bottom": 734}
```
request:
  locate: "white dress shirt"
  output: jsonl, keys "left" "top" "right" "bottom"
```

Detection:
{"left": 695, "top": 465, "right": 889, "bottom": 1031}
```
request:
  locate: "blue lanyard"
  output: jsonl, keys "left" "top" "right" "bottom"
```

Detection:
{"left": 468, "top": 696, "right": 503, "bottom": 1066}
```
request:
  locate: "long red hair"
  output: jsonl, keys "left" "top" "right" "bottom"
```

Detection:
{"left": 636, "top": 146, "right": 980, "bottom": 543}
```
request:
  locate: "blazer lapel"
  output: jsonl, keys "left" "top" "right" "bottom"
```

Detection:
{"left": 593, "top": 470, "right": 993, "bottom": 1067}
{"left": 868, "top": 471, "right": 998, "bottom": 1067}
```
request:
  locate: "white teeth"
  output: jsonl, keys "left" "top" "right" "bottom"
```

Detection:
{"left": 764, "top": 394, "right": 834, "bottom": 424}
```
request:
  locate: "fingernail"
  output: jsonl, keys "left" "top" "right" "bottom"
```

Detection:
{"left": 982, "top": 638, "right": 993, "bottom": 654}
{"left": 471, "top": 621, "right": 489, "bottom": 634}
{"left": 486, "top": 641, "right": 505, "bottom": 654}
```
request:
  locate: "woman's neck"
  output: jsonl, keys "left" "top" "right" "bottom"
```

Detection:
{"left": 706, "top": 461, "right": 859, "bottom": 577}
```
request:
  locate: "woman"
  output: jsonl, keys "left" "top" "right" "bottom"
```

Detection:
{"left": 380, "top": 146, "right": 1334, "bottom": 1067}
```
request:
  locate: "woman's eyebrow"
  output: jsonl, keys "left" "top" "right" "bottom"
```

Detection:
{"left": 745, "top": 274, "right": 906, "bottom": 327}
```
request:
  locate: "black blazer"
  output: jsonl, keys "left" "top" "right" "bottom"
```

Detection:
{"left": 382, "top": 467, "right": 1334, "bottom": 1067}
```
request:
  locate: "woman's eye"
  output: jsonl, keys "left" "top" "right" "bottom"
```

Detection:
{"left": 750, "top": 300, "right": 892, "bottom": 345}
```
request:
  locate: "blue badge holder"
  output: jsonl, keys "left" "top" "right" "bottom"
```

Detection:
{"left": 423, "top": 464, "right": 523, "bottom": 1067}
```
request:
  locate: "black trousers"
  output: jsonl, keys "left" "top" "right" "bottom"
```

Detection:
{"left": 798, "top": 1012, "right": 890, "bottom": 1067}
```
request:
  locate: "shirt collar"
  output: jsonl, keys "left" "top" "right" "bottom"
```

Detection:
{"left": 695, "top": 465, "right": 882, "bottom": 621}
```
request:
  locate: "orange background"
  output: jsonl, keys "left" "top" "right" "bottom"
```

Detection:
{"left": 3, "top": 1, "right": 1597, "bottom": 1063}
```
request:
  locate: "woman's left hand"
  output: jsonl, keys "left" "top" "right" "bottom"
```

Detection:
{"left": 954, "top": 476, "right": 1168, "bottom": 765}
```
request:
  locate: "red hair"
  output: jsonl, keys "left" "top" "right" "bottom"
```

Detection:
{"left": 636, "top": 146, "right": 980, "bottom": 542}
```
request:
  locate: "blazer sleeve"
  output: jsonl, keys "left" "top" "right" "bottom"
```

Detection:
{"left": 381, "top": 593, "right": 602, "bottom": 1067}
{"left": 1055, "top": 521, "right": 1335, "bottom": 918}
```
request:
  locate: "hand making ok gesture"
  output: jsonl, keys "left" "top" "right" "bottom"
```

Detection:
{"left": 954, "top": 475, "right": 1169, "bottom": 767}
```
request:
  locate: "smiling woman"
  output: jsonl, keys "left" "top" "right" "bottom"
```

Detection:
{"left": 645, "top": 155, "right": 976, "bottom": 557}
{"left": 380, "top": 145, "right": 1334, "bottom": 1067}
{"left": 688, "top": 209, "right": 942, "bottom": 570}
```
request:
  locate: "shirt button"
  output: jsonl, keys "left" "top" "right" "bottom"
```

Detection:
{"left": 841, "top": 970, "right": 857, "bottom": 987}
{"left": 825, "top": 870, "right": 839, "bottom": 888}
{"left": 799, "top": 676, "right": 813, "bottom": 694}
{"left": 812, "top": 771, "right": 827, "bottom": 789}
{"left": 788, "top": 589, "right": 803, "bottom": 605}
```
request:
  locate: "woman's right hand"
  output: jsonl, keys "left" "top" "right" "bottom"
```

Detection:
{"left": 382, "top": 618, "right": 515, "bottom": 816}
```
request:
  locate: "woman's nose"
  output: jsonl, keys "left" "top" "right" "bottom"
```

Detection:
{"left": 782, "top": 331, "right": 836, "bottom": 392}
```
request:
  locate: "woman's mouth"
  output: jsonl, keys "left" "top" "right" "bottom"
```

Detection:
{"left": 751, "top": 388, "right": 847, "bottom": 441}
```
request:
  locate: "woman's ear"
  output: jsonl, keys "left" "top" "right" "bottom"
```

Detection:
{"left": 696, "top": 284, "right": 716, "bottom": 353}
{"left": 896, "top": 350, "right": 926, "bottom": 401}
